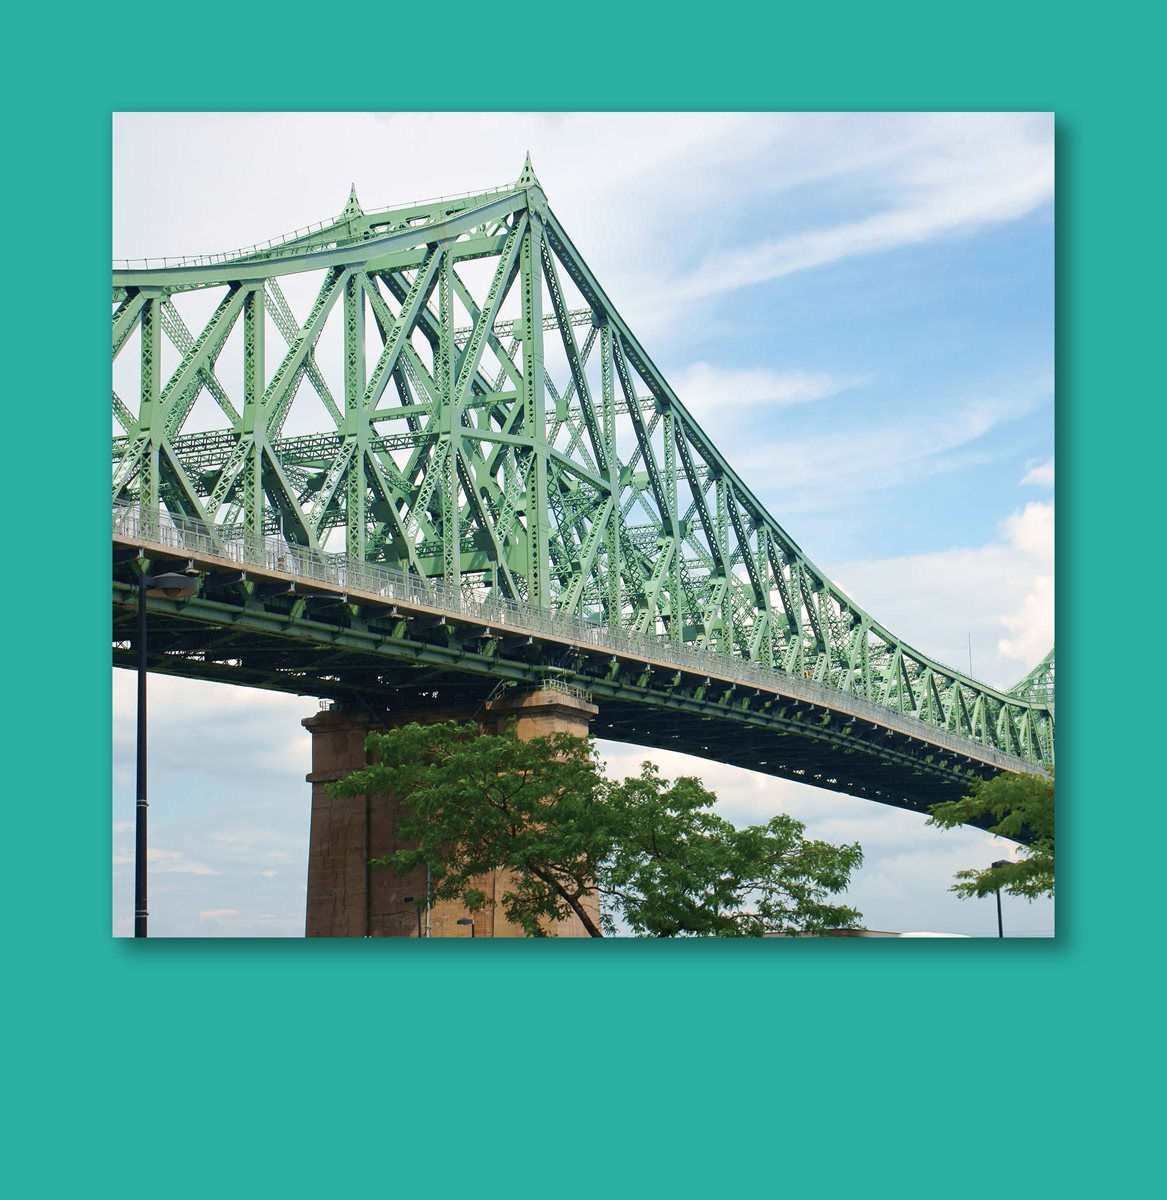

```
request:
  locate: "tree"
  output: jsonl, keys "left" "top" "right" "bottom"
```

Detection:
{"left": 604, "top": 764, "right": 863, "bottom": 936}
{"left": 327, "top": 722, "right": 864, "bottom": 937}
{"left": 329, "top": 721, "right": 610, "bottom": 937}
{"left": 927, "top": 770, "right": 1054, "bottom": 900}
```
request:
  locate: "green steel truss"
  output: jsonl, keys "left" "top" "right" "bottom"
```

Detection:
{"left": 112, "top": 158, "right": 1054, "bottom": 767}
{"left": 1008, "top": 645, "right": 1055, "bottom": 708}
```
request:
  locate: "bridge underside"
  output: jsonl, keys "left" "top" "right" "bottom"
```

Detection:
{"left": 114, "top": 540, "right": 1010, "bottom": 831}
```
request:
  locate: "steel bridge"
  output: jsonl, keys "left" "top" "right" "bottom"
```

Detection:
{"left": 112, "top": 157, "right": 1054, "bottom": 825}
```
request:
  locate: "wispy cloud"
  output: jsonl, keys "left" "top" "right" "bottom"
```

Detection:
{"left": 210, "top": 826, "right": 302, "bottom": 866}
{"left": 830, "top": 499, "right": 1054, "bottom": 688}
{"left": 732, "top": 373, "right": 1052, "bottom": 514}
{"left": 1021, "top": 457, "right": 1055, "bottom": 487}
{"left": 594, "top": 740, "right": 1051, "bottom": 934}
{"left": 114, "top": 112, "right": 1053, "bottom": 348}
{"left": 113, "top": 846, "right": 221, "bottom": 876}
{"left": 112, "top": 114, "right": 1052, "bottom": 939}
{"left": 669, "top": 362, "right": 864, "bottom": 424}
{"left": 669, "top": 113, "right": 1053, "bottom": 301}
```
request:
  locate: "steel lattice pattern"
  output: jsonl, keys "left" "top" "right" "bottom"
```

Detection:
{"left": 113, "top": 159, "right": 1054, "bottom": 774}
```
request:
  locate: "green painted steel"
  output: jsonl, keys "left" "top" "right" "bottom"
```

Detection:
{"left": 113, "top": 159, "right": 1054, "bottom": 770}
{"left": 1009, "top": 646, "right": 1054, "bottom": 708}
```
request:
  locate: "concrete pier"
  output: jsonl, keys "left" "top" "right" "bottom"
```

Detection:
{"left": 303, "top": 686, "right": 598, "bottom": 937}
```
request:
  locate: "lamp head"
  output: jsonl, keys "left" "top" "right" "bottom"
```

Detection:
{"left": 145, "top": 571, "right": 199, "bottom": 599}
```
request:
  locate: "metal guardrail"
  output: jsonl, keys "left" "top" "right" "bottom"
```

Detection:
{"left": 113, "top": 182, "right": 522, "bottom": 272}
{"left": 112, "top": 501, "right": 1041, "bottom": 775}
{"left": 526, "top": 678, "right": 594, "bottom": 704}
{"left": 111, "top": 215, "right": 339, "bottom": 270}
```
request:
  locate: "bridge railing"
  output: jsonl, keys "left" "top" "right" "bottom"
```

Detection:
{"left": 112, "top": 501, "right": 1040, "bottom": 776}
{"left": 112, "top": 182, "right": 522, "bottom": 272}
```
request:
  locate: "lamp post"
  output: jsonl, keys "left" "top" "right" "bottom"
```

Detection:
{"left": 991, "top": 859, "right": 1011, "bottom": 939}
{"left": 456, "top": 917, "right": 476, "bottom": 938}
{"left": 134, "top": 568, "right": 199, "bottom": 938}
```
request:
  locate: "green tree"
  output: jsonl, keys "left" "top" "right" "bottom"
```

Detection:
{"left": 927, "top": 770, "right": 1054, "bottom": 899}
{"left": 604, "top": 764, "right": 863, "bottom": 936}
{"left": 327, "top": 722, "right": 864, "bottom": 937}
{"left": 329, "top": 721, "right": 610, "bottom": 937}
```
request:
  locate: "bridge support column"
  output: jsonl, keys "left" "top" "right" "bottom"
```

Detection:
{"left": 302, "top": 686, "right": 598, "bottom": 938}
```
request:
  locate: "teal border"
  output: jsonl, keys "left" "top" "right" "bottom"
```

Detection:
{"left": 9, "top": 3, "right": 1142, "bottom": 1191}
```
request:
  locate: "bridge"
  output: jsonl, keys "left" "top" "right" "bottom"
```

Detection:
{"left": 112, "top": 157, "right": 1054, "bottom": 863}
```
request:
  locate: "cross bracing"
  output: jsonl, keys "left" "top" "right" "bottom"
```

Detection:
{"left": 1008, "top": 646, "right": 1055, "bottom": 709}
{"left": 112, "top": 157, "right": 1054, "bottom": 779}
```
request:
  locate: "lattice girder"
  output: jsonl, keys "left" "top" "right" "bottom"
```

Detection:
{"left": 113, "top": 163, "right": 1054, "bottom": 765}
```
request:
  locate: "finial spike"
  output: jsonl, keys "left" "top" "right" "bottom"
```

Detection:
{"left": 519, "top": 152, "right": 539, "bottom": 187}
{"left": 344, "top": 183, "right": 363, "bottom": 217}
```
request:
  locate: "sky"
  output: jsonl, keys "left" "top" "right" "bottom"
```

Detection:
{"left": 112, "top": 112, "right": 1054, "bottom": 937}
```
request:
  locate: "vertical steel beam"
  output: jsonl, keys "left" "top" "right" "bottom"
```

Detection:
{"left": 601, "top": 321, "right": 621, "bottom": 627}
{"left": 520, "top": 213, "right": 548, "bottom": 607}
{"left": 138, "top": 295, "right": 161, "bottom": 536}
{"left": 438, "top": 252, "right": 460, "bottom": 587}
{"left": 757, "top": 525, "right": 773, "bottom": 666}
{"left": 664, "top": 409, "right": 680, "bottom": 642}
{"left": 344, "top": 273, "right": 367, "bottom": 560}
{"left": 242, "top": 286, "right": 265, "bottom": 558}
{"left": 716, "top": 475, "right": 729, "bottom": 654}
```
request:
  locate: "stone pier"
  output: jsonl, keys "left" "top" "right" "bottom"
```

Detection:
{"left": 303, "top": 686, "right": 599, "bottom": 937}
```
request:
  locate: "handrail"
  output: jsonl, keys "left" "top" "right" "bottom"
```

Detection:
{"left": 112, "top": 181, "right": 523, "bottom": 272}
{"left": 112, "top": 500, "right": 1044, "bottom": 776}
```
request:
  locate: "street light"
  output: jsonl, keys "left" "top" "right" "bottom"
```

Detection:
{"left": 991, "top": 859, "right": 1011, "bottom": 939}
{"left": 134, "top": 568, "right": 199, "bottom": 938}
{"left": 456, "top": 917, "right": 476, "bottom": 938}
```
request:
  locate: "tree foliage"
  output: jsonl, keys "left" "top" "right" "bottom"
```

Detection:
{"left": 327, "top": 721, "right": 863, "bottom": 937}
{"left": 604, "top": 764, "right": 862, "bottom": 936}
{"left": 329, "top": 721, "right": 609, "bottom": 936}
{"left": 928, "top": 770, "right": 1054, "bottom": 900}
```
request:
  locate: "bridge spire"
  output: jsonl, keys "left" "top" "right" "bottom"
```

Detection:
{"left": 518, "top": 152, "right": 539, "bottom": 188}
{"left": 342, "top": 183, "right": 363, "bottom": 221}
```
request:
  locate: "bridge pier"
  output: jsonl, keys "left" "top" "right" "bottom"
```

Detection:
{"left": 302, "top": 686, "right": 599, "bottom": 937}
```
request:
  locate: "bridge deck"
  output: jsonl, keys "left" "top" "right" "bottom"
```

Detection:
{"left": 114, "top": 510, "right": 1044, "bottom": 832}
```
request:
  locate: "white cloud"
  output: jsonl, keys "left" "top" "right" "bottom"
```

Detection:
{"left": 732, "top": 374, "right": 1052, "bottom": 514}
{"left": 999, "top": 572, "right": 1055, "bottom": 666}
{"left": 670, "top": 112, "right": 1053, "bottom": 300}
{"left": 669, "top": 362, "right": 863, "bottom": 424}
{"left": 113, "top": 112, "right": 1053, "bottom": 346}
{"left": 210, "top": 826, "right": 302, "bottom": 866}
{"left": 1021, "top": 457, "right": 1054, "bottom": 487}
{"left": 111, "top": 114, "right": 1052, "bottom": 939}
{"left": 112, "top": 845, "right": 221, "bottom": 876}
{"left": 594, "top": 740, "right": 1051, "bottom": 936}
{"left": 112, "top": 670, "right": 311, "bottom": 786}
{"left": 1001, "top": 500, "right": 1055, "bottom": 560}
{"left": 830, "top": 499, "right": 1054, "bottom": 688}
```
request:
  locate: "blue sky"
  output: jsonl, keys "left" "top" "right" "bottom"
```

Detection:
{"left": 112, "top": 112, "right": 1054, "bottom": 937}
